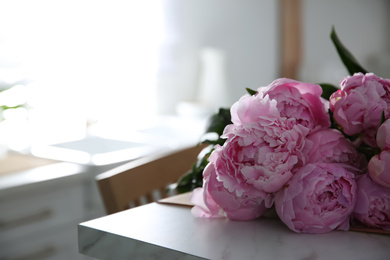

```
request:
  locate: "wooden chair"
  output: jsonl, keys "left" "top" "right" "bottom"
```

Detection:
{"left": 96, "top": 144, "right": 205, "bottom": 215}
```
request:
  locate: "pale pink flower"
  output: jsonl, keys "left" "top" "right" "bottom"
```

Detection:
{"left": 258, "top": 78, "right": 330, "bottom": 132}
{"left": 368, "top": 150, "right": 390, "bottom": 188}
{"left": 275, "top": 163, "right": 357, "bottom": 233}
{"left": 230, "top": 92, "right": 279, "bottom": 126}
{"left": 191, "top": 115, "right": 312, "bottom": 221}
{"left": 190, "top": 164, "right": 227, "bottom": 219}
{"left": 191, "top": 162, "right": 267, "bottom": 220}
{"left": 329, "top": 73, "right": 390, "bottom": 147}
{"left": 220, "top": 117, "right": 311, "bottom": 196}
{"left": 353, "top": 174, "right": 390, "bottom": 231}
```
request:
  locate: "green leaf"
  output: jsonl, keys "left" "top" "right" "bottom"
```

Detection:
{"left": 246, "top": 88, "right": 257, "bottom": 96}
{"left": 0, "top": 104, "right": 24, "bottom": 110}
{"left": 330, "top": 26, "right": 368, "bottom": 75}
{"left": 205, "top": 108, "right": 231, "bottom": 136}
{"left": 379, "top": 110, "right": 386, "bottom": 127}
{"left": 201, "top": 138, "right": 225, "bottom": 146}
{"left": 328, "top": 109, "right": 336, "bottom": 129}
{"left": 176, "top": 107, "right": 232, "bottom": 193}
{"left": 318, "top": 83, "right": 339, "bottom": 100}
{"left": 176, "top": 147, "right": 212, "bottom": 193}
{"left": 175, "top": 171, "right": 193, "bottom": 194}
{"left": 356, "top": 144, "right": 380, "bottom": 161}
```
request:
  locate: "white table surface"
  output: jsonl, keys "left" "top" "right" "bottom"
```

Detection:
{"left": 78, "top": 202, "right": 390, "bottom": 260}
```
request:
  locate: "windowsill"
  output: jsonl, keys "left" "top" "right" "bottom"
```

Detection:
{"left": 30, "top": 115, "right": 209, "bottom": 166}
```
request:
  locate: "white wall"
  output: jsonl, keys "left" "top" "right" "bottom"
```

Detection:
{"left": 0, "top": 0, "right": 389, "bottom": 148}
{"left": 157, "top": 0, "right": 390, "bottom": 115}
{"left": 156, "top": 0, "right": 279, "bottom": 114}
{"left": 299, "top": 0, "right": 390, "bottom": 85}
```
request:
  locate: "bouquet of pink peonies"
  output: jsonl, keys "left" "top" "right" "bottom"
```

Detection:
{"left": 177, "top": 27, "right": 390, "bottom": 234}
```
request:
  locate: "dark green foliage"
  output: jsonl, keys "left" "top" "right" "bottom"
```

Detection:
{"left": 319, "top": 83, "right": 338, "bottom": 100}
{"left": 246, "top": 88, "right": 257, "bottom": 96}
{"left": 205, "top": 108, "right": 231, "bottom": 136}
{"left": 330, "top": 26, "right": 368, "bottom": 75}
{"left": 176, "top": 147, "right": 212, "bottom": 194}
{"left": 175, "top": 108, "right": 232, "bottom": 193}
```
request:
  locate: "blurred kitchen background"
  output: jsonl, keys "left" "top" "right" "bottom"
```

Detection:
{"left": 0, "top": 0, "right": 389, "bottom": 259}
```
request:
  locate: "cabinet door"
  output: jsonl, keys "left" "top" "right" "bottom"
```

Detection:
{"left": 0, "top": 184, "right": 84, "bottom": 244}
{"left": 1, "top": 223, "right": 91, "bottom": 260}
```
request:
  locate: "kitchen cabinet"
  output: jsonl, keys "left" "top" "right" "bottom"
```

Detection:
{"left": 0, "top": 158, "right": 98, "bottom": 260}
{"left": 0, "top": 119, "right": 206, "bottom": 259}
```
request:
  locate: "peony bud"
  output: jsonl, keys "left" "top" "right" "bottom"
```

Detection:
{"left": 368, "top": 150, "right": 390, "bottom": 188}
{"left": 376, "top": 119, "right": 390, "bottom": 150}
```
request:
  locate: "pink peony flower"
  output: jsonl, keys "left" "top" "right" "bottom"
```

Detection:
{"left": 190, "top": 187, "right": 226, "bottom": 219}
{"left": 230, "top": 92, "right": 279, "bottom": 126}
{"left": 219, "top": 117, "right": 311, "bottom": 196}
{"left": 258, "top": 78, "right": 330, "bottom": 132}
{"left": 191, "top": 114, "right": 313, "bottom": 221}
{"left": 353, "top": 174, "right": 390, "bottom": 231}
{"left": 329, "top": 73, "right": 390, "bottom": 147}
{"left": 191, "top": 162, "right": 268, "bottom": 220}
{"left": 329, "top": 89, "right": 345, "bottom": 108}
{"left": 376, "top": 119, "right": 390, "bottom": 150}
{"left": 275, "top": 163, "right": 357, "bottom": 233}
{"left": 306, "top": 128, "right": 367, "bottom": 171}
{"left": 190, "top": 164, "right": 227, "bottom": 219}
{"left": 368, "top": 150, "right": 390, "bottom": 188}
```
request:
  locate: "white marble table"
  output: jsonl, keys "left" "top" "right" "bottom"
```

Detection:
{"left": 78, "top": 202, "right": 390, "bottom": 260}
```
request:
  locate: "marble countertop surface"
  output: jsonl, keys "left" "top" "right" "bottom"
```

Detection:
{"left": 78, "top": 202, "right": 390, "bottom": 260}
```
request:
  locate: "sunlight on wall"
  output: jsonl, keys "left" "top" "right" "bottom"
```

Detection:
{"left": 0, "top": 0, "right": 164, "bottom": 149}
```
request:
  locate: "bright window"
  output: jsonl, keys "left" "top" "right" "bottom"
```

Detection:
{"left": 0, "top": 1, "right": 164, "bottom": 149}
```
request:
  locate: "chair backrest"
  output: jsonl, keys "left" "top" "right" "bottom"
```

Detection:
{"left": 96, "top": 145, "right": 205, "bottom": 214}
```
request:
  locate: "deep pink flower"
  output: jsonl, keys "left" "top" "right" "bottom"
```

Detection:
{"left": 368, "top": 150, "right": 390, "bottom": 188}
{"left": 275, "top": 163, "right": 357, "bottom": 233}
{"left": 190, "top": 164, "right": 227, "bottom": 219}
{"left": 329, "top": 73, "right": 390, "bottom": 147}
{"left": 258, "top": 78, "right": 330, "bottom": 132}
{"left": 306, "top": 128, "right": 367, "bottom": 171}
{"left": 353, "top": 174, "right": 390, "bottom": 231}
{"left": 376, "top": 119, "right": 390, "bottom": 150}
